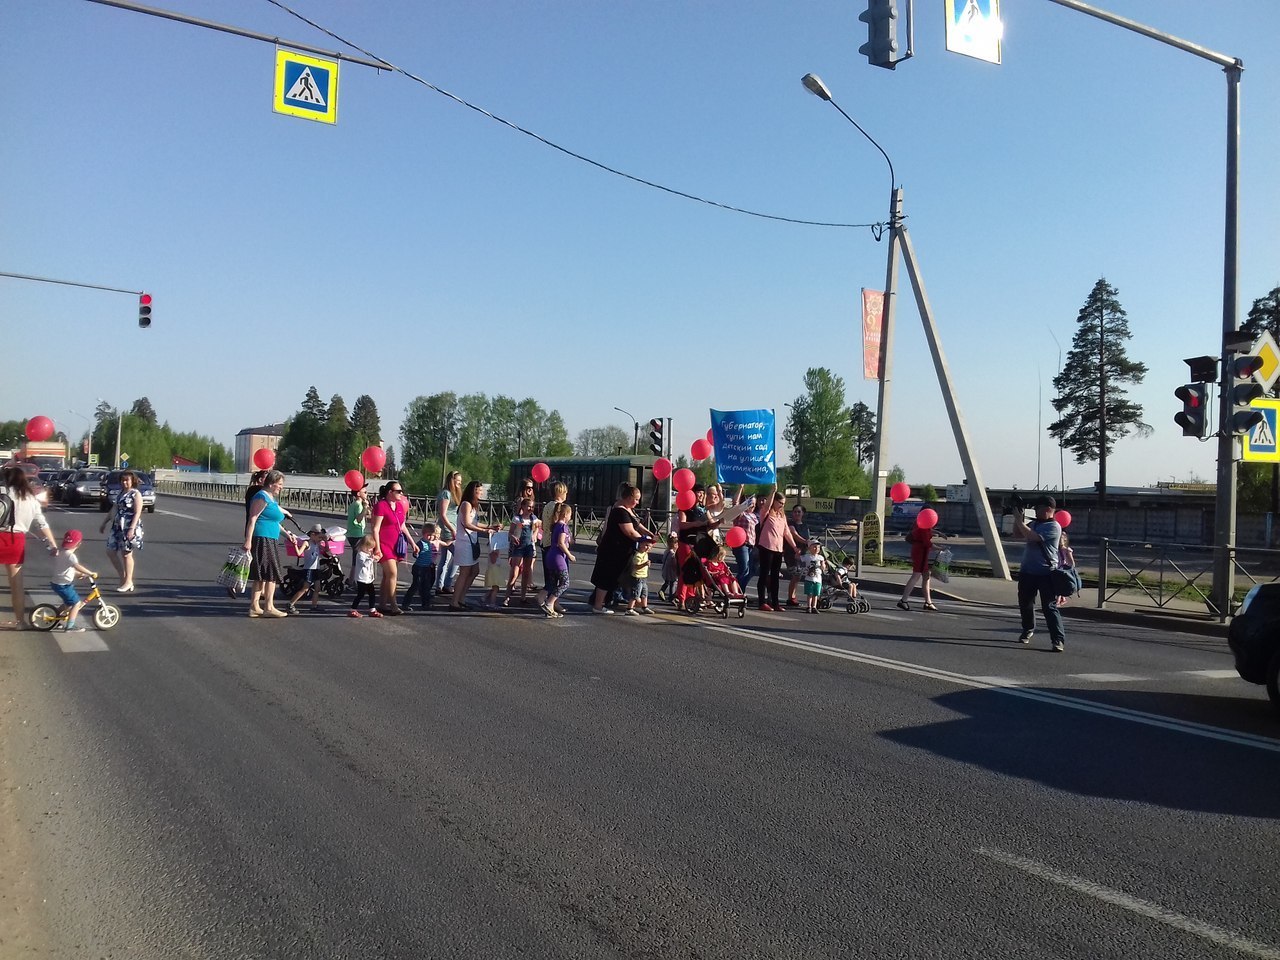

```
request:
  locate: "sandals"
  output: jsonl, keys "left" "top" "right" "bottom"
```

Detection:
{"left": 923, "top": 603, "right": 938, "bottom": 611}
{"left": 896, "top": 600, "right": 910, "bottom": 611}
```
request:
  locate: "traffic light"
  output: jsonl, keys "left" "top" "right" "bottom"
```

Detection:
{"left": 1183, "top": 355, "right": 1217, "bottom": 384}
{"left": 138, "top": 293, "right": 152, "bottom": 329}
{"left": 857, "top": 0, "right": 899, "bottom": 70}
{"left": 1230, "top": 355, "right": 1266, "bottom": 434}
{"left": 1174, "top": 383, "right": 1209, "bottom": 438}
{"left": 648, "top": 418, "right": 664, "bottom": 457}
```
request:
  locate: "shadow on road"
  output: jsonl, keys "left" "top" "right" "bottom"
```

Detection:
{"left": 880, "top": 686, "right": 1280, "bottom": 819}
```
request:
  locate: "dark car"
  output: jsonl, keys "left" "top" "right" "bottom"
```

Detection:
{"left": 50, "top": 468, "right": 77, "bottom": 503}
{"left": 65, "top": 467, "right": 109, "bottom": 507}
{"left": 1227, "top": 583, "right": 1280, "bottom": 714}
{"left": 99, "top": 470, "right": 157, "bottom": 513}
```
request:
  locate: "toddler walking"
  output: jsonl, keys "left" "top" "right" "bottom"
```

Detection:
{"left": 349, "top": 534, "right": 382, "bottom": 618}
{"left": 403, "top": 522, "right": 441, "bottom": 611}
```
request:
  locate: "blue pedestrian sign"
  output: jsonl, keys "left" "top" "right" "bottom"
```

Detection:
{"left": 1243, "top": 399, "right": 1280, "bottom": 463}
{"left": 274, "top": 49, "right": 339, "bottom": 124}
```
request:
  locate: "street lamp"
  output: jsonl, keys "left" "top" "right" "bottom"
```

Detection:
{"left": 97, "top": 398, "right": 122, "bottom": 469}
{"left": 801, "top": 72, "right": 1011, "bottom": 579}
{"left": 614, "top": 406, "right": 639, "bottom": 455}
{"left": 67, "top": 409, "right": 92, "bottom": 466}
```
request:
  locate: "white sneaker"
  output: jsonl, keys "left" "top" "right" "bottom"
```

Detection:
{"left": 591, "top": 607, "right": 614, "bottom": 615}
{"left": 623, "top": 609, "right": 639, "bottom": 617}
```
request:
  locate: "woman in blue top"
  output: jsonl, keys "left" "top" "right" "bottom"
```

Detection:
{"left": 242, "top": 470, "right": 296, "bottom": 618}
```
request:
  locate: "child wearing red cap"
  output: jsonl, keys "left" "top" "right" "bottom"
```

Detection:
{"left": 49, "top": 530, "right": 98, "bottom": 633}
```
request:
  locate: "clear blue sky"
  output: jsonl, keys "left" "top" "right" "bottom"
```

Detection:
{"left": 3, "top": 0, "right": 1277, "bottom": 490}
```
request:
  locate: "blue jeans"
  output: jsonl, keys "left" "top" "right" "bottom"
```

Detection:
{"left": 733, "top": 543, "right": 756, "bottom": 590}
{"left": 435, "top": 543, "right": 458, "bottom": 591}
{"left": 1018, "top": 572, "right": 1066, "bottom": 647}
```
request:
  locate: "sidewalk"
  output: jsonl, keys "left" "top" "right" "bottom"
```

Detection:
{"left": 854, "top": 564, "right": 1228, "bottom": 639}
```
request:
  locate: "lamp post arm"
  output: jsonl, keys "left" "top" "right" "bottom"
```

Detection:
{"left": 828, "top": 101, "right": 895, "bottom": 197}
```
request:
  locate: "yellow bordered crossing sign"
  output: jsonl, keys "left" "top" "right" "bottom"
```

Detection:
{"left": 274, "top": 49, "right": 339, "bottom": 124}
{"left": 1243, "top": 398, "right": 1280, "bottom": 463}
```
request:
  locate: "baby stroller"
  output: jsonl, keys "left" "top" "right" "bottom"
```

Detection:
{"left": 816, "top": 546, "right": 870, "bottom": 614}
{"left": 283, "top": 524, "right": 348, "bottom": 599}
{"left": 680, "top": 552, "right": 747, "bottom": 619}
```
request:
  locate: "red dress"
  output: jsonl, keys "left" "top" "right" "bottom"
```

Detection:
{"left": 906, "top": 528, "right": 934, "bottom": 574}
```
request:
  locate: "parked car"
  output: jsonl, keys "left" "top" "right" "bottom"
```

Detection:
{"left": 65, "top": 467, "right": 109, "bottom": 507}
{"left": 1227, "top": 583, "right": 1280, "bottom": 715}
{"left": 99, "top": 470, "right": 157, "bottom": 513}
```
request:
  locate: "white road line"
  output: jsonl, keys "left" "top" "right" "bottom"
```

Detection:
{"left": 1181, "top": 669, "right": 1241, "bottom": 680}
{"left": 54, "top": 631, "right": 110, "bottom": 653}
{"left": 156, "top": 509, "right": 205, "bottom": 521}
{"left": 1068, "top": 673, "right": 1149, "bottom": 683}
{"left": 976, "top": 846, "right": 1280, "bottom": 959}
{"left": 699, "top": 622, "right": 1280, "bottom": 753}
{"left": 969, "top": 676, "right": 1025, "bottom": 687}
{"left": 861, "top": 612, "right": 909, "bottom": 621}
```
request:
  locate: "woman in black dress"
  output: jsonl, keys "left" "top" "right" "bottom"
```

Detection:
{"left": 589, "top": 483, "right": 659, "bottom": 614}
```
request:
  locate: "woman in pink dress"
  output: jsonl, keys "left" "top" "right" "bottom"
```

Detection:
{"left": 370, "top": 480, "right": 418, "bottom": 615}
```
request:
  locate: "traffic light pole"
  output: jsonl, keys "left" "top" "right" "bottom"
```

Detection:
{"left": 1047, "top": 0, "right": 1243, "bottom": 622}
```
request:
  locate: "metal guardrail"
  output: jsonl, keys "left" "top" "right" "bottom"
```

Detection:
{"left": 1096, "top": 537, "right": 1280, "bottom": 620}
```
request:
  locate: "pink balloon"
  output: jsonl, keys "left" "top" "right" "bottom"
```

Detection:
{"left": 531, "top": 462, "right": 551, "bottom": 484}
{"left": 672, "top": 468, "right": 696, "bottom": 492}
{"left": 344, "top": 470, "right": 365, "bottom": 492}
{"left": 917, "top": 508, "right": 939, "bottom": 530}
{"left": 253, "top": 447, "right": 276, "bottom": 470}
{"left": 361, "top": 445, "right": 386, "bottom": 473}
{"left": 725, "top": 526, "right": 747, "bottom": 549}
{"left": 25, "top": 416, "right": 53, "bottom": 442}
{"left": 705, "top": 428, "right": 714, "bottom": 444}
{"left": 690, "top": 438, "right": 712, "bottom": 461}
{"left": 890, "top": 482, "right": 911, "bottom": 504}
{"left": 652, "top": 457, "right": 673, "bottom": 481}
{"left": 675, "top": 489, "right": 697, "bottom": 511}
{"left": 1054, "top": 509, "right": 1072, "bottom": 529}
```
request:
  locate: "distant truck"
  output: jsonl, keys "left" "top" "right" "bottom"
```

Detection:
{"left": 16, "top": 440, "right": 69, "bottom": 470}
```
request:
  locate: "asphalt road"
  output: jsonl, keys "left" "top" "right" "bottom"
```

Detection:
{"left": 2, "top": 496, "right": 1278, "bottom": 959}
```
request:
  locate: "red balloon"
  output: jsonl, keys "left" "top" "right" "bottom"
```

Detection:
{"left": 675, "top": 489, "right": 697, "bottom": 511}
{"left": 1054, "top": 509, "right": 1072, "bottom": 529}
{"left": 672, "top": 468, "right": 696, "bottom": 492}
{"left": 705, "top": 428, "right": 714, "bottom": 444}
{"left": 361, "top": 445, "right": 386, "bottom": 473}
{"left": 725, "top": 526, "right": 747, "bottom": 549}
{"left": 890, "top": 482, "right": 911, "bottom": 504}
{"left": 25, "top": 416, "right": 53, "bottom": 442}
{"left": 652, "top": 457, "right": 673, "bottom": 481}
{"left": 252, "top": 447, "right": 276, "bottom": 470}
{"left": 531, "top": 462, "right": 551, "bottom": 484}
{"left": 917, "top": 508, "right": 939, "bottom": 530}
{"left": 690, "top": 438, "right": 712, "bottom": 461}
{"left": 344, "top": 470, "right": 365, "bottom": 492}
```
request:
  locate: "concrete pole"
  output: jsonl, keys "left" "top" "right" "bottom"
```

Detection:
{"left": 868, "top": 188, "right": 903, "bottom": 564}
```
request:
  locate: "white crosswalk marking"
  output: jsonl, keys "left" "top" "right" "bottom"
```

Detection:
{"left": 1068, "top": 673, "right": 1148, "bottom": 683}
{"left": 1180, "top": 669, "right": 1241, "bottom": 679}
{"left": 54, "top": 632, "right": 110, "bottom": 653}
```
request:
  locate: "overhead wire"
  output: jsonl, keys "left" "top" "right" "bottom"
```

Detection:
{"left": 262, "top": 0, "right": 886, "bottom": 233}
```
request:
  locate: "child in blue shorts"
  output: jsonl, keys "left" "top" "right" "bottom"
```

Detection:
{"left": 49, "top": 530, "right": 98, "bottom": 632}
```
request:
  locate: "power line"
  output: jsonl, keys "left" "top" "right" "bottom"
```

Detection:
{"left": 262, "top": 0, "right": 882, "bottom": 231}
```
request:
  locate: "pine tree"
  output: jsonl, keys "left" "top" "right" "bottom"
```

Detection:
{"left": 130, "top": 397, "right": 158, "bottom": 425}
{"left": 848, "top": 401, "right": 876, "bottom": 467}
{"left": 1049, "top": 278, "right": 1150, "bottom": 506}
{"left": 349, "top": 395, "right": 381, "bottom": 450}
{"left": 302, "top": 386, "right": 327, "bottom": 423}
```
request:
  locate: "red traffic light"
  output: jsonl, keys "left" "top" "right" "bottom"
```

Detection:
{"left": 139, "top": 293, "right": 152, "bottom": 306}
{"left": 1234, "top": 355, "right": 1264, "bottom": 379}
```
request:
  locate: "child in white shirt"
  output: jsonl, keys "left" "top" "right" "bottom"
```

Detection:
{"left": 800, "top": 539, "right": 827, "bottom": 614}
{"left": 49, "top": 530, "right": 97, "bottom": 632}
{"left": 349, "top": 534, "right": 382, "bottom": 619}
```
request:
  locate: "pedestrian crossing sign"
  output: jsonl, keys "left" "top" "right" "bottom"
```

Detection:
{"left": 1242, "top": 398, "right": 1280, "bottom": 462}
{"left": 274, "top": 49, "right": 338, "bottom": 124}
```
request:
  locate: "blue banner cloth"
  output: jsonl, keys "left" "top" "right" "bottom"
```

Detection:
{"left": 710, "top": 409, "right": 776, "bottom": 484}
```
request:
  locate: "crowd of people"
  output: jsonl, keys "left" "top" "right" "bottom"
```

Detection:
{"left": 1, "top": 465, "right": 1070, "bottom": 651}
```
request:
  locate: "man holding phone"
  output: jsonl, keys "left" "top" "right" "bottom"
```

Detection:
{"left": 1013, "top": 494, "right": 1066, "bottom": 652}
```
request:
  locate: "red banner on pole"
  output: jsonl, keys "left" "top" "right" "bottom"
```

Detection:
{"left": 862, "top": 288, "right": 885, "bottom": 380}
